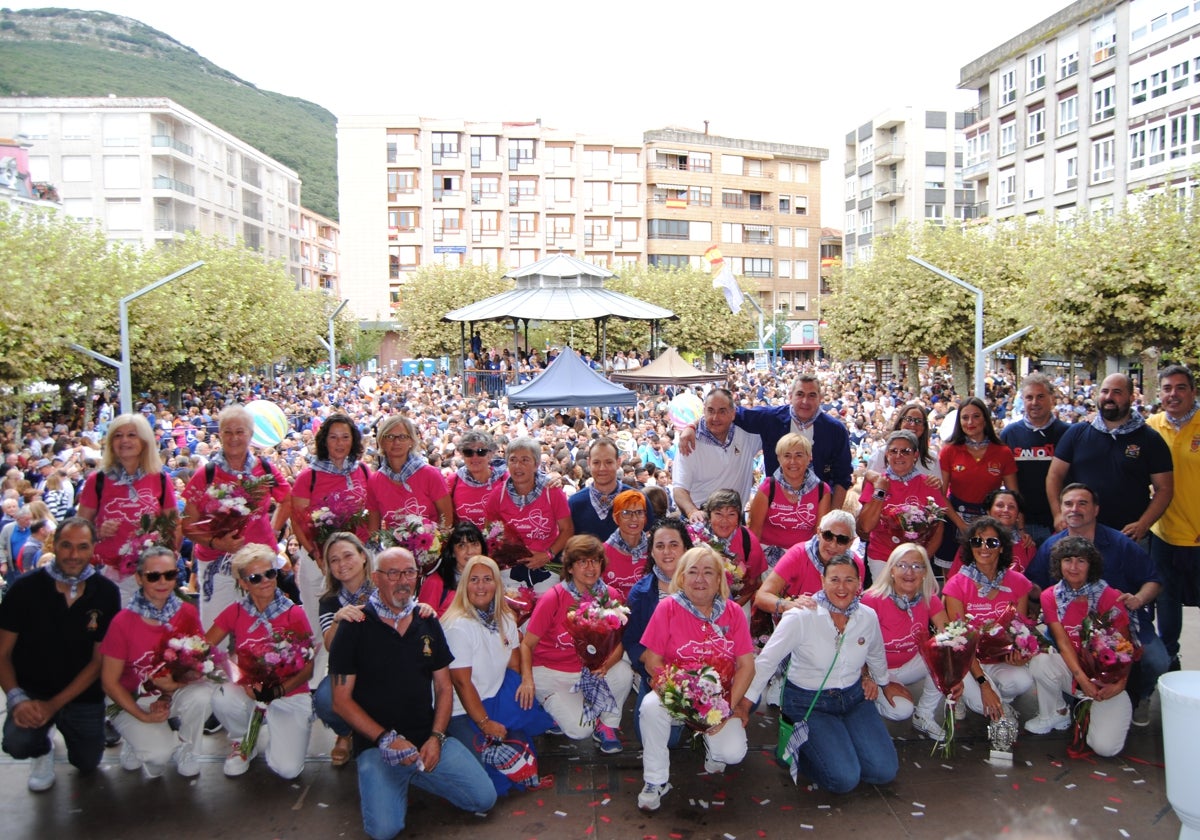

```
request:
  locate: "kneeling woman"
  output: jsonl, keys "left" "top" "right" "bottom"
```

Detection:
{"left": 1026, "top": 537, "right": 1132, "bottom": 756}
{"left": 745, "top": 553, "right": 900, "bottom": 794}
{"left": 636, "top": 545, "right": 755, "bottom": 811}
{"left": 442, "top": 555, "right": 555, "bottom": 795}
{"left": 100, "top": 546, "right": 216, "bottom": 778}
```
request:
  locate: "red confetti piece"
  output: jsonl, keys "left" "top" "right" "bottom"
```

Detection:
{"left": 780, "top": 805, "right": 794, "bottom": 810}
{"left": 671, "top": 834, "right": 683, "bottom": 839}
{"left": 752, "top": 796, "right": 762, "bottom": 804}
{"left": 1126, "top": 756, "right": 1165, "bottom": 768}
{"left": 758, "top": 832, "right": 767, "bottom": 838}
{"left": 585, "top": 827, "right": 594, "bottom": 835}
{"left": 588, "top": 801, "right": 600, "bottom": 807}
{"left": 1108, "top": 797, "right": 1123, "bottom": 803}
{"left": 1012, "top": 783, "right": 1020, "bottom": 791}
{"left": 536, "top": 799, "right": 544, "bottom": 807}
{"left": 511, "top": 810, "right": 526, "bottom": 816}
{"left": 601, "top": 816, "right": 611, "bottom": 824}
{"left": 1033, "top": 777, "right": 1046, "bottom": 783}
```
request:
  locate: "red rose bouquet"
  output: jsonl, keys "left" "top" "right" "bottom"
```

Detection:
{"left": 114, "top": 510, "right": 180, "bottom": 577}
{"left": 235, "top": 627, "right": 315, "bottom": 758}
{"left": 917, "top": 617, "right": 979, "bottom": 756}
{"left": 563, "top": 591, "right": 630, "bottom": 724}
{"left": 974, "top": 605, "right": 1041, "bottom": 664}
{"left": 192, "top": 476, "right": 271, "bottom": 541}
{"left": 310, "top": 505, "right": 368, "bottom": 552}
{"left": 484, "top": 520, "right": 531, "bottom": 570}
{"left": 1069, "top": 607, "right": 1139, "bottom": 757}
{"left": 148, "top": 632, "right": 228, "bottom": 688}
{"left": 503, "top": 585, "right": 537, "bottom": 627}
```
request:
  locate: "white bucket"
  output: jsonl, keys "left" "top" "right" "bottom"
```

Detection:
{"left": 1159, "top": 671, "right": 1200, "bottom": 840}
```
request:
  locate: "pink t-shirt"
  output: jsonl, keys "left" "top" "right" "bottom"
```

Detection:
{"left": 861, "top": 592, "right": 944, "bottom": 669}
{"left": 942, "top": 568, "right": 1033, "bottom": 623}
{"left": 99, "top": 603, "right": 204, "bottom": 694}
{"left": 639, "top": 596, "right": 753, "bottom": 670}
{"left": 948, "top": 540, "right": 1035, "bottom": 579}
{"left": 527, "top": 583, "right": 623, "bottom": 673}
{"left": 602, "top": 542, "right": 644, "bottom": 601}
{"left": 417, "top": 574, "right": 455, "bottom": 617}
{"left": 858, "top": 476, "right": 950, "bottom": 561}
{"left": 1039, "top": 585, "right": 1127, "bottom": 646}
{"left": 483, "top": 484, "right": 570, "bottom": 554}
{"left": 79, "top": 471, "right": 178, "bottom": 572}
{"left": 366, "top": 466, "right": 449, "bottom": 529}
{"left": 183, "top": 459, "right": 290, "bottom": 563}
{"left": 772, "top": 540, "right": 865, "bottom": 597}
{"left": 212, "top": 601, "right": 313, "bottom": 696}
{"left": 447, "top": 472, "right": 503, "bottom": 527}
{"left": 757, "top": 478, "right": 826, "bottom": 550}
{"left": 292, "top": 465, "right": 370, "bottom": 542}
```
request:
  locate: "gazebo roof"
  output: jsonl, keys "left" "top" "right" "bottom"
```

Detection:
{"left": 609, "top": 347, "right": 727, "bottom": 385}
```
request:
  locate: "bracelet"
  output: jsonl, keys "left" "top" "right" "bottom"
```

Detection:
{"left": 477, "top": 716, "right": 490, "bottom": 727}
{"left": 6, "top": 687, "right": 31, "bottom": 712}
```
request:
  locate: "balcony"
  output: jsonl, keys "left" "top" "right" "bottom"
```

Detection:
{"left": 648, "top": 160, "right": 713, "bottom": 173}
{"left": 844, "top": 159, "right": 857, "bottom": 176}
{"left": 961, "top": 158, "right": 991, "bottom": 182}
{"left": 874, "top": 179, "right": 904, "bottom": 200}
{"left": 152, "top": 175, "right": 195, "bottom": 197}
{"left": 721, "top": 198, "right": 775, "bottom": 212}
{"left": 874, "top": 142, "right": 905, "bottom": 165}
{"left": 964, "top": 201, "right": 989, "bottom": 220}
{"left": 151, "top": 135, "right": 193, "bottom": 156}
{"left": 963, "top": 99, "right": 991, "bottom": 127}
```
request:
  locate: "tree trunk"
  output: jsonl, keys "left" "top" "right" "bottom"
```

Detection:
{"left": 948, "top": 350, "right": 971, "bottom": 399}
{"left": 906, "top": 355, "right": 921, "bottom": 396}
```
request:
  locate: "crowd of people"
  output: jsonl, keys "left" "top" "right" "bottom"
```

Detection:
{"left": 0, "top": 353, "right": 1193, "bottom": 837}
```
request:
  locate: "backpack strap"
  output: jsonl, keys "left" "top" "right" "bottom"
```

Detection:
{"left": 93, "top": 470, "right": 106, "bottom": 504}
{"left": 740, "top": 526, "right": 751, "bottom": 563}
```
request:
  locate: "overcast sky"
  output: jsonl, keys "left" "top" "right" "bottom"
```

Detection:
{"left": 12, "top": 0, "right": 1056, "bottom": 224}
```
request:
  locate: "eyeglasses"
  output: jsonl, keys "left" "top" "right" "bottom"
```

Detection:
{"left": 460, "top": 448, "right": 490, "bottom": 457}
{"left": 893, "top": 562, "right": 925, "bottom": 573}
{"left": 381, "top": 433, "right": 412, "bottom": 443}
{"left": 820, "top": 530, "right": 853, "bottom": 545}
{"left": 969, "top": 536, "right": 1003, "bottom": 549}
{"left": 619, "top": 509, "right": 647, "bottom": 519}
{"left": 141, "top": 569, "right": 179, "bottom": 583}
{"left": 572, "top": 557, "right": 602, "bottom": 567}
{"left": 901, "top": 416, "right": 926, "bottom": 425}
{"left": 377, "top": 568, "right": 419, "bottom": 580}
{"left": 886, "top": 447, "right": 915, "bottom": 456}
{"left": 240, "top": 568, "right": 278, "bottom": 585}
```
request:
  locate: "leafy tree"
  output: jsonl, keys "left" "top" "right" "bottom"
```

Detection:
{"left": 395, "top": 263, "right": 513, "bottom": 358}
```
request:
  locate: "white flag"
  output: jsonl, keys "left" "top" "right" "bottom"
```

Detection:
{"left": 713, "top": 264, "right": 743, "bottom": 315}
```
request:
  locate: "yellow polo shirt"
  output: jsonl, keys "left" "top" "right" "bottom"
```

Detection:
{"left": 1149, "top": 409, "right": 1200, "bottom": 546}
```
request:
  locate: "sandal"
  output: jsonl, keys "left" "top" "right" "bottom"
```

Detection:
{"left": 331, "top": 734, "right": 353, "bottom": 767}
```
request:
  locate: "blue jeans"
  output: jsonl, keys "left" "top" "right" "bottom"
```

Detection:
{"left": 1132, "top": 614, "right": 1170, "bottom": 702}
{"left": 2, "top": 699, "right": 105, "bottom": 772}
{"left": 781, "top": 681, "right": 897, "bottom": 794}
{"left": 313, "top": 675, "right": 352, "bottom": 736}
{"left": 357, "top": 737, "right": 496, "bottom": 840}
{"left": 1150, "top": 533, "right": 1200, "bottom": 662}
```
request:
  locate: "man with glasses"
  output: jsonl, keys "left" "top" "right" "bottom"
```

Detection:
{"left": 0, "top": 517, "right": 121, "bottom": 792}
{"left": 674, "top": 389, "right": 760, "bottom": 524}
{"left": 1026, "top": 483, "right": 1167, "bottom": 726}
{"left": 331, "top": 546, "right": 495, "bottom": 839}
{"left": 1000, "top": 373, "right": 1069, "bottom": 543}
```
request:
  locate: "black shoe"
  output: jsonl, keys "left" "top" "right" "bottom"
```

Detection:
{"left": 1169, "top": 656, "right": 1182, "bottom": 673}
{"left": 203, "top": 714, "right": 223, "bottom": 735}
{"left": 104, "top": 720, "right": 122, "bottom": 748}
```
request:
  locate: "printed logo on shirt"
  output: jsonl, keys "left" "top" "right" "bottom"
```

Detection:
{"left": 85, "top": 609, "right": 102, "bottom": 635}
{"left": 1011, "top": 445, "right": 1055, "bottom": 461}
{"left": 421, "top": 635, "right": 433, "bottom": 657}
{"left": 1191, "top": 435, "right": 1200, "bottom": 453}
{"left": 987, "top": 463, "right": 1002, "bottom": 476}
{"left": 1124, "top": 444, "right": 1141, "bottom": 460}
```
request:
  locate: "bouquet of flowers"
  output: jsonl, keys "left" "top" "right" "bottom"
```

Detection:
{"left": 974, "top": 605, "right": 1041, "bottom": 664}
{"left": 652, "top": 663, "right": 733, "bottom": 732}
{"left": 484, "top": 520, "right": 531, "bottom": 570}
{"left": 1069, "top": 607, "right": 1139, "bottom": 757}
{"left": 373, "top": 515, "right": 444, "bottom": 573}
{"left": 891, "top": 496, "right": 944, "bottom": 541}
{"left": 145, "top": 632, "right": 228, "bottom": 691}
{"left": 193, "top": 475, "right": 273, "bottom": 541}
{"left": 235, "top": 627, "right": 315, "bottom": 759}
{"left": 563, "top": 591, "right": 631, "bottom": 724}
{"left": 310, "top": 505, "right": 368, "bottom": 551}
{"left": 503, "top": 585, "right": 537, "bottom": 627}
{"left": 113, "top": 510, "right": 180, "bottom": 577}
{"left": 916, "top": 617, "right": 980, "bottom": 757}
{"left": 684, "top": 521, "right": 748, "bottom": 596}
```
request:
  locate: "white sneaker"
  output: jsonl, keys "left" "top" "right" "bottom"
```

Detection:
{"left": 27, "top": 752, "right": 55, "bottom": 792}
{"left": 911, "top": 714, "right": 946, "bottom": 742}
{"left": 142, "top": 761, "right": 165, "bottom": 779}
{"left": 223, "top": 742, "right": 257, "bottom": 777}
{"left": 1132, "top": 697, "right": 1152, "bottom": 727}
{"left": 638, "top": 781, "right": 672, "bottom": 811}
{"left": 119, "top": 739, "right": 142, "bottom": 772}
{"left": 175, "top": 746, "right": 201, "bottom": 778}
{"left": 1024, "top": 710, "right": 1072, "bottom": 735}
{"left": 703, "top": 758, "right": 726, "bottom": 774}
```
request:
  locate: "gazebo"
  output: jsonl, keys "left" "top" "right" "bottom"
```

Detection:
{"left": 608, "top": 346, "right": 728, "bottom": 387}
{"left": 442, "top": 254, "right": 676, "bottom": 387}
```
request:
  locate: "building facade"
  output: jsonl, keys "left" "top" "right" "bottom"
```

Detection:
{"left": 0, "top": 96, "right": 306, "bottom": 283}
{"left": 298, "top": 207, "right": 340, "bottom": 297}
{"left": 842, "top": 107, "right": 976, "bottom": 267}
{"left": 959, "top": 0, "right": 1200, "bottom": 223}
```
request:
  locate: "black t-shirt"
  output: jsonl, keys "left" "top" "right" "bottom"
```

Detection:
{"left": 327, "top": 605, "right": 453, "bottom": 755}
{"left": 0, "top": 568, "right": 120, "bottom": 703}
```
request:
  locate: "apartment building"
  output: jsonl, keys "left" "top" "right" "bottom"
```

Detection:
{"left": 959, "top": 0, "right": 1200, "bottom": 223}
{"left": 0, "top": 96, "right": 306, "bottom": 282}
{"left": 298, "top": 207, "right": 340, "bottom": 297}
{"left": 842, "top": 107, "right": 976, "bottom": 267}
{"left": 643, "top": 127, "right": 825, "bottom": 324}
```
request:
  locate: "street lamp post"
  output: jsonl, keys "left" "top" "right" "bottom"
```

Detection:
{"left": 907, "top": 256, "right": 985, "bottom": 398}
{"left": 70, "top": 260, "right": 204, "bottom": 415}
{"left": 316, "top": 299, "right": 350, "bottom": 377}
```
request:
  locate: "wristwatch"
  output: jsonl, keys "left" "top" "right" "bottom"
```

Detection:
{"left": 975, "top": 673, "right": 987, "bottom": 685}
{"left": 872, "top": 488, "right": 887, "bottom": 501}
{"left": 430, "top": 730, "right": 447, "bottom": 746}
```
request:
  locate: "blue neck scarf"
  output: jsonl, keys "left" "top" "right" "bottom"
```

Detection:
{"left": 379, "top": 453, "right": 427, "bottom": 491}
{"left": 211, "top": 451, "right": 258, "bottom": 480}
{"left": 505, "top": 472, "right": 548, "bottom": 508}
{"left": 1054, "top": 578, "right": 1109, "bottom": 623}
{"left": 960, "top": 563, "right": 1012, "bottom": 598}
{"left": 696, "top": 419, "right": 735, "bottom": 451}
{"left": 605, "top": 530, "right": 649, "bottom": 566}
{"left": 128, "top": 589, "right": 183, "bottom": 625}
{"left": 1091, "top": 411, "right": 1144, "bottom": 437}
{"left": 562, "top": 578, "right": 607, "bottom": 601}
{"left": 772, "top": 466, "right": 819, "bottom": 498}
{"left": 44, "top": 560, "right": 95, "bottom": 600}
{"left": 369, "top": 590, "right": 418, "bottom": 624}
{"left": 457, "top": 463, "right": 505, "bottom": 489}
{"left": 815, "top": 590, "right": 860, "bottom": 618}
{"left": 671, "top": 590, "right": 728, "bottom": 636}
{"left": 242, "top": 589, "right": 293, "bottom": 632}
{"left": 338, "top": 578, "right": 373, "bottom": 608}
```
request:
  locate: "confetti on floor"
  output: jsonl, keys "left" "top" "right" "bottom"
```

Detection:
{"left": 912, "top": 802, "right": 926, "bottom": 808}
{"left": 554, "top": 810, "right": 567, "bottom": 817}
{"left": 1070, "top": 819, "right": 1078, "bottom": 826}
{"left": 1065, "top": 784, "right": 1077, "bottom": 790}
{"left": 1119, "top": 830, "right": 1130, "bottom": 837}
{"left": 724, "top": 834, "right": 737, "bottom": 840}
{"left": 800, "top": 824, "right": 813, "bottom": 830}
{"left": 1104, "top": 807, "right": 1119, "bottom": 813}
{"left": 911, "top": 812, "right": 925, "bottom": 817}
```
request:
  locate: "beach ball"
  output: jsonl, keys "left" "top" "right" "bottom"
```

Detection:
{"left": 358, "top": 375, "right": 378, "bottom": 395}
{"left": 938, "top": 409, "right": 957, "bottom": 443}
{"left": 246, "top": 400, "right": 288, "bottom": 449}
{"left": 667, "top": 392, "right": 704, "bottom": 430}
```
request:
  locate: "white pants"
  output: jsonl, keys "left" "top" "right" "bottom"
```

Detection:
{"left": 198, "top": 556, "right": 239, "bottom": 630}
{"left": 960, "top": 661, "right": 1033, "bottom": 715}
{"left": 874, "top": 654, "right": 942, "bottom": 721}
{"left": 867, "top": 557, "right": 887, "bottom": 585}
{"left": 640, "top": 689, "right": 747, "bottom": 786}
{"left": 294, "top": 547, "right": 328, "bottom": 689}
{"left": 501, "top": 568, "right": 558, "bottom": 596}
{"left": 1030, "top": 651, "right": 1131, "bottom": 757}
{"left": 112, "top": 681, "right": 216, "bottom": 766}
{"left": 211, "top": 684, "right": 313, "bottom": 779}
{"left": 532, "top": 661, "right": 632, "bottom": 739}
{"left": 102, "top": 567, "right": 140, "bottom": 607}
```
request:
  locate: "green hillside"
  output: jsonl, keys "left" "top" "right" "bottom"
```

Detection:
{"left": 0, "top": 8, "right": 338, "bottom": 220}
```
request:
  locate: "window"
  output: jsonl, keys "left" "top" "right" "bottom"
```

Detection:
{"left": 548, "top": 144, "right": 572, "bottom": 166}
{"left": 1173, "top": 60, "right": 1191, "bottom": 91}
{"left": 585, "top": 218, "right": 610, "bottom": 241}
{"left": 845, "top": 175, "right": 856, "bottom": 201}
{"left": 744, "top": 258, "right": 772, "bottom": 277}
{"left": 794, "top": 163, "right": 809, "bottom": 182}
{"left": 925, "top": 164, "right": 946, "bottom": 188}
{"left": 999, "top": 119, "right": 1017, "bottom": 156}
{"left": 510, "top": 212, "right": 536, "bottom": 234}
{"left": 432, "top": 174, "right": 461, "bottom": 201}
{"left": 472, "top": 248, "right": 501, "bottom": 268}
{"left": 648, "top": 219, "right": 689, "bottom": 240}
{"left": 721, "top": 153, "right": 745, "bottom": 173}
{"left": 1058, "top": 95, "right": 1078, "bottom": 135}
{"left": 1058, "top": 35, "right": 1079, "bottom": 79}
{"left": 386, "top": 132, "right": 417, "bottom": 163}
{"left": 845, "top": 211, "right": 856, "bottom": 235}
{"left": 925, "top": 203, "right": 945, "bottom": 223}
{"left": 1025, "top": 157, "right": 1045, "bottom": 200}
{"left": 1091, "top": 11, "right": 1116, "bottom": 63}
{"left": 61, "top": 156, "right": 91, "bottom": 182}
{"left": 433, "top": 208, "right": 462, "bottom": 232}
{"left": 778, "top": 227, "right": 791, "bottom": 247}
{"left": 388, "top": 210, "right": 417, "bottom": 230}
{"left": 795, "top": 228, "right": 809, "bottom": 248}
{"left": 1132, "top": 78, "right": 1148, "bottom": 106}
{"left": 1170, "top": 114, "right": 1188, "bottom": 159}
{"left": 795, "top": 262, "right": 809, "bottom": 281}
{"left": 473, "top": 211, "right": 500, "bottom": 235}
{"left": 615, "top": 183, "right": 638, "bottom": 206}
{"left": 648, "top": 254, "right": 691, "bottom": 269}
{"left": 1129, "top": 128, "right": 1147, "bottom": 170}
{"left": 1027, "top": 53, "right": 1046, "bottom": 92}
{"left": 390, "top": 245, "right": 419, "bottom": 275}
{"left": 1091, "top": 136, "right": 1115, "bottom": 183}
{"left": 614, "top": 151, "right": 638, "bottom": 176}
{"left": 548, "top": 178, "right": 572, "bottom": 202}
{"left": 586, "top": 148, "right": 609, "bottom": 169}
{"left": 103, "top": 156, "right": 140, "bottom": 188}
{"left": 584, "top": 181, "right": 609, "bottom": 207}
{"left": 470, "top": 174, "right": 499, "bottom": 202}
{"left": 857, "top": 142, "right": 874, "bottom": 164}
{"left": 1093, "top": 80, "right": 1116, "bottom": 123}
{"left": 616, "top": 219, "right": 638, "bottom": 244}
{"left": 1152, "top": 69, "right": 1169, "bottom": 99}
{"left": 859, "top": 208, "right": 873, "bottom": 234}
{"left": 997, "top": 169, "right": 1016, "bottom": 207}
{"left": 777, "top": 163, "right": 791, "bottom": 181}
{"left": 1055, "top": 149, "right": 1077, "bottom": 191}
{"left": 471, "top": 135, "right": 499, "bottom": 165}
{"left": 388, "top": 170, "right": 417, "bottom": 195}
{"left": 547, "top": 216, "right": 573, "bottom": 241}
{"left": 688, "top": 221, "right": 711, "bottom": 241}
{"left": 688, "top": 151, "right": 712, "bottom": 172}
{"left": 105, "top": 198, "right": 141, "bottom": 230}
{"left": 794, "top": 195, "right": 809, "bottom": 215}
{"left": 721, "top": 222, "right": 742, "bottom": 243}
{"left": 779, "top": 195, "right": 791, "bottom": 212}
{"left": 1150, "top": 123, "right": 1167, "bottom": 164}
{"left": 62, "top": 197, "right": 93, "bottom": 220}
{"left": 778, "top": 260, "right": 792, "bottom": 279}
{"left": 508, "top": 138, "right": 535, "bottom": 169}
{"left": 688, "top": 186, "right": 712, "bottom": 206}
{"left": 101, "top": 114, "right": 138, "bottom": 146}
{"left": 1027, "top": 108, "right": 1046, "bottom": 145}
{"left": 1000, "top": 68, "right": 1017, "bottom": 105}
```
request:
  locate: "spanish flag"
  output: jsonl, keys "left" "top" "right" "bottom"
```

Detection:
{"left": 665, "top": 198, "right": 687, "bottom": 209}
{"left": 704, "top": 246, "right": 724, "bottom": 267}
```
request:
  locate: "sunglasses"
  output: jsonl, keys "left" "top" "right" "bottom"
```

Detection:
{"left": 969, "top": 536, "right": 1003, "bottom": 549}
{"left": 241, "top": 568, "right": 279, "bottom": 584}
{"left": 460, "top": 448, "right": 490, "bottom": 457}
{"left": 820, "top": 530, "right": 853, "bottom": 545}
{"left": 141, "top": 569, "right": 179, "bottom": 583}
{"left": 886, "top": 447, "right": 915, "bottom": 456}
